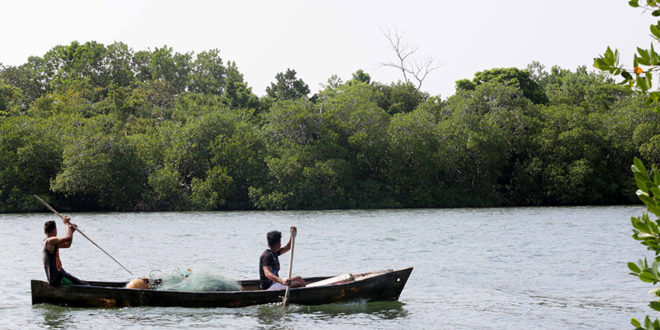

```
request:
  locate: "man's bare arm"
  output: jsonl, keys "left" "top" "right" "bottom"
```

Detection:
{"left": 262, "top": 266, "right": 288, "bottom": 285}
{"left": 46, "top": 223, "right": 76, "bottom": 251}
{"left": 59, "top": 216, "right": 75, "bottom": 249}
{"left": 279, "top": 226, "right": 297, "bottom": 255}
{"left": 60, "top": 223, "right": 77, "bottom": 248}
{"left": 280, "top": 238, "right": 291, "bottom": 255}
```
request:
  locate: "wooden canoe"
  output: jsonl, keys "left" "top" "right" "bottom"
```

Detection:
{"left": 31, "top": 267, "right": 413, "bottom": 308}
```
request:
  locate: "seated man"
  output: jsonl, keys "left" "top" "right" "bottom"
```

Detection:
{"left": 259, "top": 228, "right": 306, "bottom": 290}
{"left": 42, "top": 216, "right": 89, "bottom": 286}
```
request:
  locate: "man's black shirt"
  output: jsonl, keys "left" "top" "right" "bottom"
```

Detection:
{"left": 259, "top": 249, "right": 281, "bottom": 289}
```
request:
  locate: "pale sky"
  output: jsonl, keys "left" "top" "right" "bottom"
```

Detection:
{"left": 0, "top": 0, "right": 655, "bottom": 98}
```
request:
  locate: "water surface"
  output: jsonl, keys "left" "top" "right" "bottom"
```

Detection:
{"left": 0, "top": 207, "right": 649, "bottom": 329}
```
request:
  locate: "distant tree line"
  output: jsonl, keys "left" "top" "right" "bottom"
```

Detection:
{"left": 0, "top": 41, "right": 658, "bottom": 212}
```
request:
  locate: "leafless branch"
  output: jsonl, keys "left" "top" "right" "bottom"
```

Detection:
{"left": 408, "top": 57, "right": 441, "bottom": 90}
{"left": 379, "top": 26, "right": 441, "bottom": 90}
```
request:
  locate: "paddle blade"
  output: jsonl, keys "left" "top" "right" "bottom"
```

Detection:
{"left": 283, "top": 286, "right": 291, "bottom": 307}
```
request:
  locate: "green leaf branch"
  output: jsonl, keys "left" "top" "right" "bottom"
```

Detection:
{"left": 595, "top": 4, "right": 660, "bottom": 328}
{"left": 595, "top": 1, "right": 660, "bottom": 107}
{"left": 629, "top": 157, "right": 660, "bottom": 329}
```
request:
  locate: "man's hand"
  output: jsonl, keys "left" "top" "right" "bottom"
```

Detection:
{"left": 69, "top": 223, "right": 77, "bottom": 232}
{"left": 62, "top": 216, "right": 71, "bottom": 225}
{"left": 284, "top": 278, "right": 292, "bottom": 286}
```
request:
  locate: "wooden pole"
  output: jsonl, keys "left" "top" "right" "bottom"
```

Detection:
{"left": 34, "top": 195, "right": 134, "bottom": 276}
{"left": 283, "top": 226, "right": 296, "bottom": 307}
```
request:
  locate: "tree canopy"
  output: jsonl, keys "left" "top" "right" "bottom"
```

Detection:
{"left": 265, "top": 68, "right": 310, "bottom": 101}
{"left": 0, "top": 41, "right": 657, "bottom": 212}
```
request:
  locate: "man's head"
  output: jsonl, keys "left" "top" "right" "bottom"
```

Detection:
{"left": 44, "top": 220, "right": 56, "bottom": 236}
{"left": 267, "top": 230, "right": 282, "bottom": 251}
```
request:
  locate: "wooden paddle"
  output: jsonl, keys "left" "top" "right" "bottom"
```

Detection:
{"left": 34, "top": 195, "right": 134, "bottom": 276}
{"left": 282, "top": 226, "right": 297, "bottom": 307}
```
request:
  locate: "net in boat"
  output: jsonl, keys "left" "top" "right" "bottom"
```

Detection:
{"left": 148, "top": 266, "right": 242, "bottom": 292}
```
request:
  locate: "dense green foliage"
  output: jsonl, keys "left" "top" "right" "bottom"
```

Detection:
{"left": 628, "top": 158, "right": 660, "bottom": 330}
{"left": 0, "top": 41, "right": 657, "bottom": 212}
{"left": 595, "top": 1, "right": 660, "bottom": 329}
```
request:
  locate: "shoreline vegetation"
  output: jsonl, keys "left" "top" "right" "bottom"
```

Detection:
{"left": 1, "top": 41, "right": 658, "bottom": 212}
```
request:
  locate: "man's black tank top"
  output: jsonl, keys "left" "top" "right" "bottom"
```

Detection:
{"left": 42, "top": 239, "right": 62, "bottom": 286}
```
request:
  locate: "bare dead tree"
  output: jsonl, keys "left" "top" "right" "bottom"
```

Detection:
{"left": 379, "top": 27, "right": 441, "bottom": 90}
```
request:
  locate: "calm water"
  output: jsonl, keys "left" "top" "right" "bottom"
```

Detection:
{"left": 0, "top": 207, "right": 651, "bottom": 329}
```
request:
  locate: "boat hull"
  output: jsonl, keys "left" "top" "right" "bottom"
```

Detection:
{"left": 31, "top": 267, "right": 413, "bottom": 308}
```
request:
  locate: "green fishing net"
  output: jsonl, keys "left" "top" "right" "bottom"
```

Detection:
{"left": 148, "top": 266, "right": 242, "bottom": 292}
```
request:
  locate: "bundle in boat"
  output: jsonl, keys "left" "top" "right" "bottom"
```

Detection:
{"left": 125, "top": 267, "right": 242, "bottom": 292}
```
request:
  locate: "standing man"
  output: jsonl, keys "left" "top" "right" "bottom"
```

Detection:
{"left": 259, "top": 227, "right": 306, "bottom": 290}
{"left": 42, "top": 216, "right": 88, "bottom": 286}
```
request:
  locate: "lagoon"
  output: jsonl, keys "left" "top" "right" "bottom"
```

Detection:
{"left": 0, "top": 206, "right": 649, "bottom": 329}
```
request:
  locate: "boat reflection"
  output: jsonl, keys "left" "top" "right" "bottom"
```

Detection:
{"left": 256, "top": 300, "right": 409, "bottom": 324}
{"left": 34, "top": 304, "right": 74, "bottom": 329}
